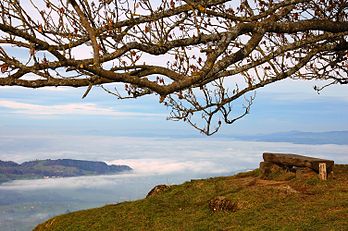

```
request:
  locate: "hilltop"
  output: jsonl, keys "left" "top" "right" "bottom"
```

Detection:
{"left": 0, "top": 159, "right": 132, "bottom": 183}
{"left": 35, "top": 165, "right": 348, "bottom": 230}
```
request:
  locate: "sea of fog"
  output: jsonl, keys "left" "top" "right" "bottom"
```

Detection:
{"left": 0, "top": 136, "right": 347, "bottom": 231}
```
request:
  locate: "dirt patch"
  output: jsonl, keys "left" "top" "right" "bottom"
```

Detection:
{"left": 209, "top": 196, "right": 238, "bottom": 213}
{"left": 255, "top": 179, "right": 287, "bottom": 186}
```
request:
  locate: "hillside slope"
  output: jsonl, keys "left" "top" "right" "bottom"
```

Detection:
{"left": 35, "top": 165, "right": 348, "bottom": 231}
{"left": 0, "top": 159, "right": 132, "bottom": 183}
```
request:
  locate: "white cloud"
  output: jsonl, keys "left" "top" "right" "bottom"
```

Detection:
{"left": 0, "top": 173, "right": 137, "bottom": 190}
{"left": 0, "top": 136, "right": 347, "bottom": 191}
{"left": 108, "top": 158, "right": 229, "bottom": 175}
{"left": 0, "top": 158, "right": 228, "bottom": 191}
{"left": 0, "top": 99, "right": 163, "bottom": 117}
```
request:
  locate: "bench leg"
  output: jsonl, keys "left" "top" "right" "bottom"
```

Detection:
{"left": 319, "top": 163, "right": 327, "bottom": 180}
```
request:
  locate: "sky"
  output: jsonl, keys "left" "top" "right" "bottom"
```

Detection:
{"left": 0, "top": 78, "right": 347, "bottom": 139}
{"left": 0, "top": 0, "right": 348, "bottom": 165}
{"left": 1, "top": 1, "right": 348, "bottom": 139}
{"left": 1, "top": 76, "right": 348, "bottom": 169}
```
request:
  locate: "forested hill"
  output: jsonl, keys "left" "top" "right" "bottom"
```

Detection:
{"left": 0, "top": 159, "right": 132, "bottom": 183}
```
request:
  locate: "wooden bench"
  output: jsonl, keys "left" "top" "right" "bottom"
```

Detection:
{"left": 261, "top": 153, "right": 334, "bottom": 180}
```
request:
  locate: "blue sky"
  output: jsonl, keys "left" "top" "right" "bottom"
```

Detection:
{"left": 0, "top": 1, "right": 347, "bottom": 139}
{"left": 0, "top": 78, "right": 347, "bottom": 138}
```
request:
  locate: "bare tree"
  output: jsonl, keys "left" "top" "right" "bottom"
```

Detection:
{"left": 0, "top": 0, "right": 347, "bottom": 135}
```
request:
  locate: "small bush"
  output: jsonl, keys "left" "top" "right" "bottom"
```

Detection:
{"left": 305, "top": 178, "right": 320, "bottom": 186}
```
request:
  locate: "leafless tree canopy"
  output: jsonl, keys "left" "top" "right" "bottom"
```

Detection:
{"left": 0, "top": 0, "right": 347, "bottom": 135}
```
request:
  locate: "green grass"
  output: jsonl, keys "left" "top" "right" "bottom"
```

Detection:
{"left": 34, "top": 165, "right": 348, "bottom": 231}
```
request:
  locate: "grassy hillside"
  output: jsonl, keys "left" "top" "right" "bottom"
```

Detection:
{"left": 35, "top": 165, "right": 348, "bottom": 231}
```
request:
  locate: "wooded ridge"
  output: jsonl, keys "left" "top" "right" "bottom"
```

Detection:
{"left": 0, "top": 159, "right": 132, "bottom": 183}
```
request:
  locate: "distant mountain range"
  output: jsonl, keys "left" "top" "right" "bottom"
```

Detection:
{"left": 235, "top": 130, "right": 348, "bottom": 145}
{"left": 0, "top": 159, "right": 132, "bottom": 184}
